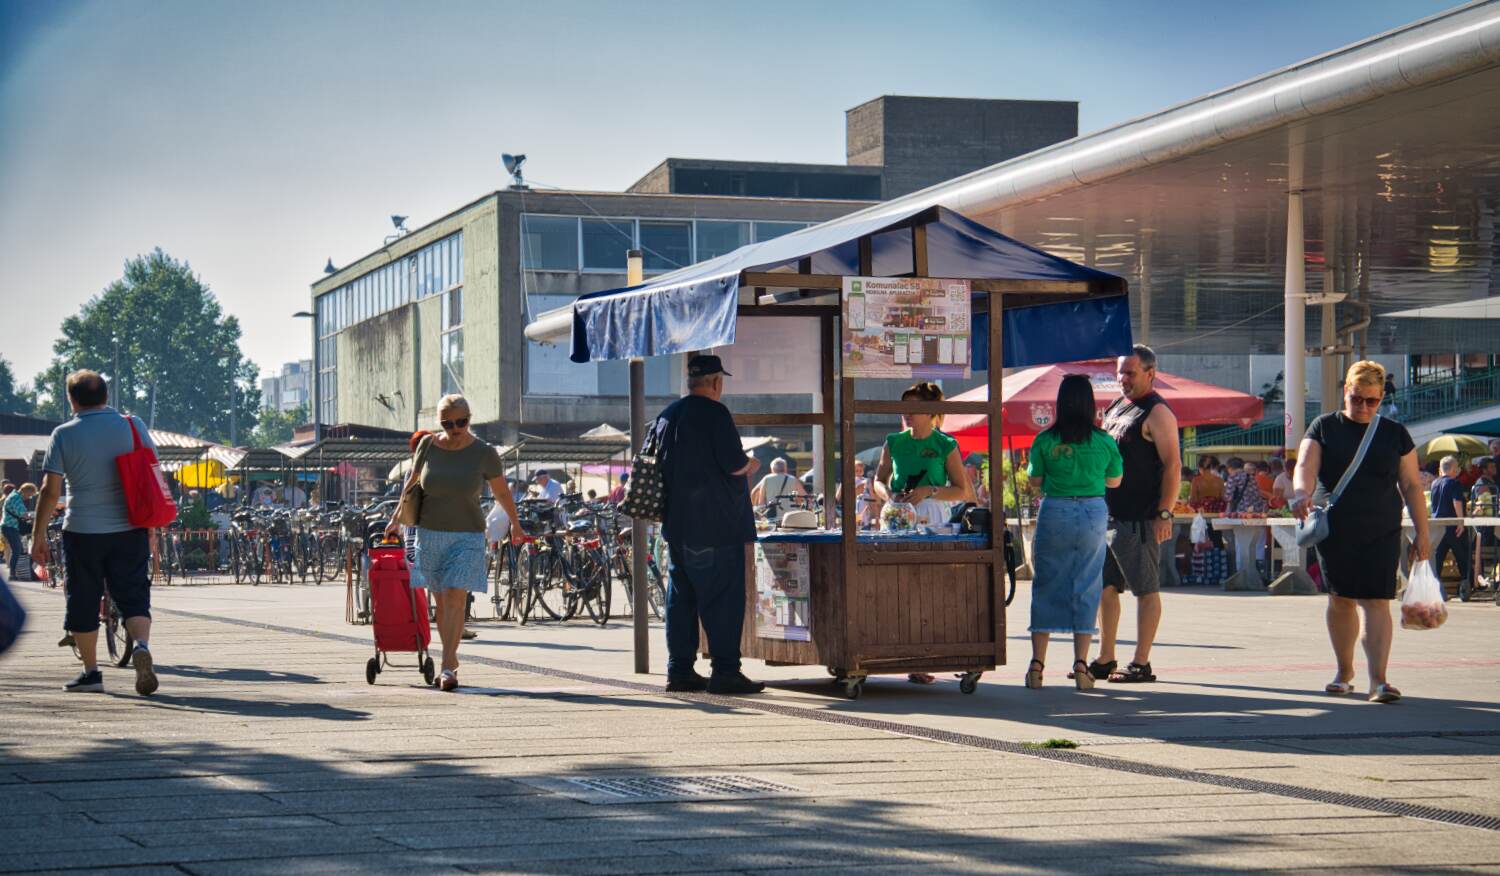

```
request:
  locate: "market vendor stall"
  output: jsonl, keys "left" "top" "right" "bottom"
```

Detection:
{"left": 530, "top": 204, "right": 1132, "bottom": 695}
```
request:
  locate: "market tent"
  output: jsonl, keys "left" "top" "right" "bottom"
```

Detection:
{"left": 942, "top": 360, "right": 1264, "bottom": 455}
{"left": 558, "top": 205, "right": 1129, "bottom": 368}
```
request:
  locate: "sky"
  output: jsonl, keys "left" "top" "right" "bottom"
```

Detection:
{"left": 0, "top": 0, "right": 1460, "bottom": 387}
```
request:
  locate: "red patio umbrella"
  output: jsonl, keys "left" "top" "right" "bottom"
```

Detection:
{"left": 943, "top": 360, "right": 1263, "bottom": 455}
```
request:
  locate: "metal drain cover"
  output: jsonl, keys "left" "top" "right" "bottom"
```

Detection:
{"left": 517, "top": 773, "right": 805, "bottom": 805}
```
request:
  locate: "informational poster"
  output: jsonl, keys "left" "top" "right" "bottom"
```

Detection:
{"left": 841, "top": 276, "right": 971, "bottom": 379}
{"left": 753, "top": 543, "right": 811, "bottom": 642}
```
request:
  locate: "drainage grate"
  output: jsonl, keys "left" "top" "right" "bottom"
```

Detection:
{"left": 156, "top": 605, "right": 1500, "bottom": 832}
{"left": 517, "top": 774, "right": 805, "bottom": 805}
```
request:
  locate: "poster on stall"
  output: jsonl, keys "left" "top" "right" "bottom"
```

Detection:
{"left": 754, "top": 543, "right": 811, "bottom": 641}
{"left": 841, "top": 276, "right": 971, "bottom": 379}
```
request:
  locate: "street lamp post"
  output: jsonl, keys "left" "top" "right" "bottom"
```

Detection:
{"left": 292, "top": 310, "right": 317, "bottom": 442}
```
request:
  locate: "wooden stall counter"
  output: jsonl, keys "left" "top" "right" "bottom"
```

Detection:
{"left": 741, "top": 530, "right": 1002, "bottom": 699}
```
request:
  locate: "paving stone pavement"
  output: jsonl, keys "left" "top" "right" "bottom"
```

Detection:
{"left": 3, "top": 580, "right": 1500, "bottom": 874}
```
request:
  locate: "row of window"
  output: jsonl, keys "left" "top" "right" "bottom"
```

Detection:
{"left": 440, "top": 289, "right": 463, "bottom": 396}
{"left": 520, "top": 215, "right": 807, "bottom": 275}
{"left": 317, "top": 232, "right": 463, "bottom": 337}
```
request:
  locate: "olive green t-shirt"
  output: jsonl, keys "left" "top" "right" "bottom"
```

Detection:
{"left": 885, "top": 429, "right": 960, "bottom": 492}
{"left": 415, "top": 438, "right": 505, "bottom": 532}
{"left": 1026, "top": 428, "right": 1123, "bottom": 498}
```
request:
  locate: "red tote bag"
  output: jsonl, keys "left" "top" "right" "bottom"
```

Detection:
{"left": 115, "top": 416, "right": 178, "bottom": 528}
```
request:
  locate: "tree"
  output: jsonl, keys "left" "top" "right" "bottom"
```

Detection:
{"left": 247, "top": 403, "right": 308, "bottom": 449}
{"left": 35, "top": 249, "right": 261, "bottom": 442}
{"left": 0, "top": 356, "right": 36, "bottom": 415}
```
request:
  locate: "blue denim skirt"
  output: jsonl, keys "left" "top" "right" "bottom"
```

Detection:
{"left": 414, "top": 527, "right": 487, "bottom": 593}
{"left": 1029, "top": 496, "right": 1109, "bottom": 635}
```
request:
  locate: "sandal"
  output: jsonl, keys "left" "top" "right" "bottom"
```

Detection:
{"left": 1369, "top": 684, "right": 1401, "bottom": 704}
{"left": 1073, "top": 659, "right": 1095, "bottom": 691}
{"left": 1324, "top": 679, "right": 1355, "bottom": 695}
{"left": 1067, "top": 658, "right": 1116, "bottom": 681}
{"left": 1024, "top": 659, "right": 1044, "bottom": 689}
{"left": 1107, "top": 661, "right": 1156, "bottom": 684}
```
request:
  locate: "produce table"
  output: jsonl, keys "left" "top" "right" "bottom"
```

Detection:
{"left": 743, "top": 530, "right": 998, "bottom": 699}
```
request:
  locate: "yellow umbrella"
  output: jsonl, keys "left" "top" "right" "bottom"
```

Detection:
{"left": 1417, "top": 434, "right": 1489, "bottom": 462}
{"left": 176, "top": 459, "right": 227, "bottom": 489}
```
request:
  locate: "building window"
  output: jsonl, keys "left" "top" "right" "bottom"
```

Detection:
{"left": 521, "top": 215, "right": 579, "bottom": 271}
{"left": 581, "top": 218, "right": 635, "bottom": 271}
{"left": 441, "top": 288, "right": 463, "bottom": 395}
{"left": 754, "top": 221, "right": 806, "bottom": 242}
{"left": 639, "top": 220, "right": 692, "bottom": 273}
{"left": 696, "top": 220, "right": 750, "bottom": 261}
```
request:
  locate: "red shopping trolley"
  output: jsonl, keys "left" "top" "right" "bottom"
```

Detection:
{"left": 365, "top": 536, "right": 435, "bottom": 686}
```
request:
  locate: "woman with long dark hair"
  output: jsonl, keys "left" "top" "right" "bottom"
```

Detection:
{"left": 1024, "top": 374, "right": 1123, "bottom": 690}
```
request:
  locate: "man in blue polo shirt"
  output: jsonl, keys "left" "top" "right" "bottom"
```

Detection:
{"left": 657, "top": 355, "right": 764, "bottom": 695}
{"left": 1430, "top": 455, "right": 1470, "bottom": 596}
{"left": 30, "top": 371, "right": 161, "bottom": 695}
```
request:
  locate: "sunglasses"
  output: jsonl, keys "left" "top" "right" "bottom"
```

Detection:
{"left": 1347, "top": 394, "right": 1383, "bottom": 408}
{"left": 440, "top": 417, "right": 470, "bottom": 430}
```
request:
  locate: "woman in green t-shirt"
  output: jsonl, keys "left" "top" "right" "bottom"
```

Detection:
{"left": 873, "top": 382, "right": 979, "bottom": 685}
{"left": 1023, "top": 374, "right": 1123, "bottom": 691}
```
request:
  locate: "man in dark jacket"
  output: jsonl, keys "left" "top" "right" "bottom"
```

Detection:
{"left": 657, "top": 355, "right": 764, "bottom": 695}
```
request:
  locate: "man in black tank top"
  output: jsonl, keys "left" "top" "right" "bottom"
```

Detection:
{"left": 1083, "top": 346, "right": 1180, "bottom": 685}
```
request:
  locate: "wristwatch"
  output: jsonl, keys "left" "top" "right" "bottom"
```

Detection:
{"left": 1156, "top": 509, "right": 1173, "bottom": 521}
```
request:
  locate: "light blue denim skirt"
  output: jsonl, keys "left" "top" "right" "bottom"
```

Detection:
{"left": 1029, "top": 496, "right": 1109, "bottom": 635}
{"left": 414, "top": 527, "right": 487, "bottom": 593}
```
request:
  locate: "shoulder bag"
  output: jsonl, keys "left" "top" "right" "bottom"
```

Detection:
{"left": 392, "top": 436, "right": 433, "bottom": 527}
{"left": 1296, "top": 415, "right": 1381, "bottom": 548}
{"left": 620, "top": 414, "right": 674, "bottom": 523}
{"left": 115, "top": 415, "right": 178, "bottom": 529}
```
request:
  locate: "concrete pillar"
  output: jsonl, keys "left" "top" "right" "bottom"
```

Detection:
{"left": 1283, "top": 146, "right": 1306, "bottom": 453}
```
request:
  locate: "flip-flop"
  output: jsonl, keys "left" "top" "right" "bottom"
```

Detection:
{"left": 1369, "top": 684, "right": 1402, "bottom": 704}
{"left": 1324, "top": 679, "right": 1355, "bottom": 695}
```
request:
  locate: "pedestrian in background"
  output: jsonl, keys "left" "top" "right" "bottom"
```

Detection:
{"left": 657, "top": 355, "right": 765, "bottom": 695}
{"left": 385, "top": 395, "right": 521, "bottom": 691}
{"left": 2, "top": 481, "right": 32, "bottom": 580}
{"left": 1429, "top": 456, "right": 1468, "bottom": 590}
{"left": 1024, "top": 374, "right": 1123, "bottom": 690}
{"left": 29, "top": 371, "right": 160, "bottom": 695}
{"left": 1293, "top": 360, "right": 1430, "bottom": 703}
{"left": 1090, "top": 345, "right": 1180, "bottom": 685}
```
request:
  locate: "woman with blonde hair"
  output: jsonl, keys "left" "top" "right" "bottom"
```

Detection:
{"left": 1292, "top": 361, "right": 1430, "bottom": 704}
{"left": 386, "top": 396, "right": 522, "bottom": 691}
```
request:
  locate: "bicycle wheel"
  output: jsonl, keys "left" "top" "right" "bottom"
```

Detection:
{"left": 646, "top": 557, "right": 667, "bottom": 620}
{"left": 159, "top": 537, "right": 174, "bottom": 586}
{"left": 528, "top": 551, "right": 567, "bottom": 621}
{"left": 492, "top": 545, "right": 521, "bottom": 620}
{"left": 582, "top": 549, "right": 611, "bottom": 626}
{"left": 106, "top": 597, "right": 134, "bottom": 667}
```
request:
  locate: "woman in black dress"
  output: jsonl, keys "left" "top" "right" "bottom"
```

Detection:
{"left": 1292, "top": 361, "right": 1431, "bottom": 704}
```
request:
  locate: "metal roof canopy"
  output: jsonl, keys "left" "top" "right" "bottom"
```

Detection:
{"left": 297, "top": 438, "right": 413, "bottom": 466}
{"left": 499, "top": 434, "right": 632, "bottom": 467}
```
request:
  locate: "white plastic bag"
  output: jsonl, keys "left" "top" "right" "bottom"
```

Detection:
{"left": 485, "top": 503, "right": 511, "bottom": 546}
{"left": 1190, "top": 513, "right": 1209, "bottom": 546}
{"left": 1400, "top": 561, "right": 1448, "bottom": 630}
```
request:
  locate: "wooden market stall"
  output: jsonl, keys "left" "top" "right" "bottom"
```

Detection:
{"left": 530, "top": 204, "right": 1131, "bottom": 697}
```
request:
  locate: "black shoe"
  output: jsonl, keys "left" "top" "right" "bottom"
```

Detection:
{"left": 64, "top": 669, "right": 103, "bottom": 693}
{"left": 707, "top": 672, "right": 765, "bottom": 695}
{"left": 665, "top": 672, "right": 709, "bottom": 692}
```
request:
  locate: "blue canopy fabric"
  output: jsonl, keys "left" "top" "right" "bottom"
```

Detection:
{"left": 569, "top": 205, "right": 1129, "bottom": 367}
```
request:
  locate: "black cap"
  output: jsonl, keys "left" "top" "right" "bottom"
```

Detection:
{"left": 687, "top": 354, "right": 732, "bottom": 378}
{"left": 534, "top": 469, "right": 549, "bottom": 478}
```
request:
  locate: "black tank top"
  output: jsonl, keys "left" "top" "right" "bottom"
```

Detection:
{"left": 1102, "top": 391, "right": 1169, "bottom": 521}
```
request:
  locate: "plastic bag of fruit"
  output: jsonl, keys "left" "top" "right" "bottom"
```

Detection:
{"left": 1399, "top": 561, "right": 1448, "bottom": 630}
{"left": 1189, "top": 513, "right": 1209, "bottom": 546}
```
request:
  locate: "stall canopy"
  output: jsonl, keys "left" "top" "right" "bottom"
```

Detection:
{"left": 942, "top": 360, "right": 1265, "bottom": 454}
{"left": 562, "top": 205, "right": 1129, "bottom": 367}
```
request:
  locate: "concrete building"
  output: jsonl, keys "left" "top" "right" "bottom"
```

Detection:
{"left": 259, "top": 360, "right": 312, "bottom": 414}
{"left": 311, "top": 95, "right": 1080, "bottom": 444}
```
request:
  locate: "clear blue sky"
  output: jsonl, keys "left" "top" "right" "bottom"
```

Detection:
{"left": 0, "top": 0, "right": 1458, "bottom": 387}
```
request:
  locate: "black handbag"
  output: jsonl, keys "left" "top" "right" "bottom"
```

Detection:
{"left": 620, "top": 416, "right": 673, "bottom": 523}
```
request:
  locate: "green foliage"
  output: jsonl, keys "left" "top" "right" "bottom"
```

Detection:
{"left": 34, "top": 249, "right": 261, "bottom": 442}
{"left": 995, "top": 453, "right": 1040, "bottom": 513}
{"left": 0, "top": 357, "right": 37, "bottom": 415}
{"left": 178, "top": 497, "right": 213, "bottom": 530}
{"left": 247, "top": 403, "right": 308, "bottom": 449}
{"left": 1021, "top": 738, "right": 1079, "bottom": 750}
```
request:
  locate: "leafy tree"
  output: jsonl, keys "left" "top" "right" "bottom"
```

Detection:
{"left": 35, "top": 249, "right": 261, "bottom": 442}
{"left": 0, "top": 356, "right": 36, "bottom": 415}
{"left": 247, "top": 403, "right": 308, "bottom": 449}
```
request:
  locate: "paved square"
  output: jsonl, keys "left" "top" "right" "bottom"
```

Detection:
{"left": 3, "top": 578, "right": 1499, "bottom": 874}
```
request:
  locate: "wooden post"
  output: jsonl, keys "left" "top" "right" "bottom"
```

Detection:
{"left": 987, "top": 289, "right": 1006, "bottom": 666}
{"left": 626, "top": 250, "right": 650, "bottom": 675}
{"left": 839, "top": 237, "right": 872, "bottom": 668}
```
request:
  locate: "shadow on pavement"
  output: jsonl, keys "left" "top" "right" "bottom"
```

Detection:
{"left": 156, "top": 664, "right": 329, "bottom": 685}
{"left": 117, "top": 693, "right": 373, "bottom": 722}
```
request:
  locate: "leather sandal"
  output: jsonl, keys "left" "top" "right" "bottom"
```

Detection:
{"left": 1024, "top": 659, "right": 1044, "bottom": 689}
{"left": 1324, "top": 679, "right": 1355, "bottom": 695}
{"left": 1073, "top": 659, "right": 1095, "bottom": 691}
{"left": 1108, "top": 661, "right": 1156, "bottom": 683}
{"left": 1068, "top": 658, "right": 1116, "bottom": 680}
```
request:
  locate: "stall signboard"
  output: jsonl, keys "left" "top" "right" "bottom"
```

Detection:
{"left": 754, "top": 543, "right": 811, "bottom": 641}
{"left": 841, "top": 276, "right": 971, "bottom": 379}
